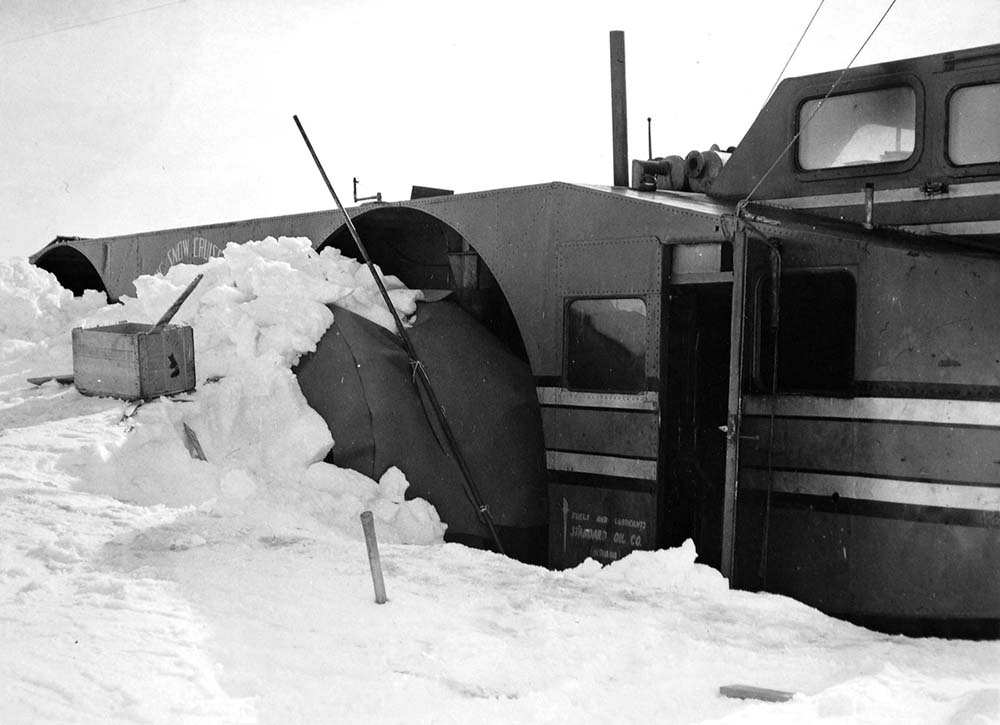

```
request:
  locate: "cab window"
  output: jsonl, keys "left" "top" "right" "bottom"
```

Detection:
{"left": 948, "top": 83, "right": 1000, "bottom": 166}
{"left": 798, "top": 87, "right": 916, "bottom": 170}
{"left": 565, "top": 298, "right": 647, "bottom": 392}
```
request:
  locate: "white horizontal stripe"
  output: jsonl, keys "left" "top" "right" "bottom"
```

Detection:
{"left": 537, "top": 387, "right": 658, "bottom": 411}
{"left": 743, "top": 395, "right": 1000, "bottom": 427}
{"left": 762, "top": 179, "right": 1000, "bottom": 210}
{"left": 546, "top": 451, "right": 658, "bottom": 480}
{"left": 670, "top": 271, "right": 734, "bottom": 285}
{"left": 896, "top": 220, "right": 1000, "bottom": 235}
{"left": 742, "top": 470, "right": 1000, "bottom": 511}
{"left": 766, "top": 190, "right": 866, "bottom": 209}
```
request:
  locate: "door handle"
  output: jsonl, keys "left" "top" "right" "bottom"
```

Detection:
{"left": 717, "top": 424, "right": 758, "bottom": 441}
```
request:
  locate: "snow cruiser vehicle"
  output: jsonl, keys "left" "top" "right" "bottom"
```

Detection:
{"left": 31, "top": 37, "right": 1000, "bottom": 638}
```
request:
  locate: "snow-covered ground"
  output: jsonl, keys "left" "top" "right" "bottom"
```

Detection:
{"left": 1, "top": 240, "right": 998, "bottom": 724}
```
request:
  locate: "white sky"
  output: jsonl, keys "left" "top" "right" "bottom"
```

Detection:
{"left": 1, "top": 0, "right": 997, "bottom": 260}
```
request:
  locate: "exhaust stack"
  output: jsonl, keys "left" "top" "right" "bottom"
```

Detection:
{"left": 610, "top": 31, "right": 628, "bottom": 187}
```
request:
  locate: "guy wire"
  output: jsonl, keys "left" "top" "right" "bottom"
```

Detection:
{"left": 736, "top": 0, "right": 899, "bottom": 218}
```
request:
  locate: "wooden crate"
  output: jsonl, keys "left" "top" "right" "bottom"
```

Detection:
{"left": 72, "top": 323, "right": 196, "bottom": 401}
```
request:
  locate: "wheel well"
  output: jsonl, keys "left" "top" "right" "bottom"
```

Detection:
{"left": 33, "top": 246, "right": 109, "bottom": 300}
{"left": 320, "top": 207, "right": 528, "bottom": 362}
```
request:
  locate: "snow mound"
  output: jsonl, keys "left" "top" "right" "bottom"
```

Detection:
{"left": 0, "top": 258, "right": 107, "bottom": 342}
{"left": 589, "top": 539, "right": 729, "bottom": 595}
{"left": 6, "top": 238, "right": 445, "bottom": 546}
{"left": 75, "top": 236, "right": 422, "bottom": 376}
{"left": 0, "top": 258, "right": 106, "bottom": 370}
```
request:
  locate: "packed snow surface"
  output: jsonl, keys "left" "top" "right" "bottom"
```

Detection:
{"left": 1, "top": 239, "right": 997, "bottom": 724}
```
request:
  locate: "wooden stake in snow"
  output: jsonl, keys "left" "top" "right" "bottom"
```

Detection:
{"left": 360, "top": 511, "right": 387, "bottom": 604}
{"left": 182, "top": 422, "right": 207, "bottom": 461}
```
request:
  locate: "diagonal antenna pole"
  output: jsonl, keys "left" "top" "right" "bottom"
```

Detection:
{"left": 293, "top": 115, "right": 505, "bottom": 555}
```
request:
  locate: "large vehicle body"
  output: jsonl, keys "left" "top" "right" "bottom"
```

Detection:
{"left": 31, "top": 42, "right": 1000, "bottom": 637}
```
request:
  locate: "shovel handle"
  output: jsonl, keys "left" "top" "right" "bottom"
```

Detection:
{"left": 150, "top": 274, "right": 203, "bottom": 332}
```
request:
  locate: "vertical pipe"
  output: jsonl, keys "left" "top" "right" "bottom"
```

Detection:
{"left": 610, "top": 30, "right": 628, "bottom": 187}
{"left": 863, "top": 182, "right": 875, "bottom": 229}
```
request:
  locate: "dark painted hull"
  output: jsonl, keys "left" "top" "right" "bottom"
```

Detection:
{"left": 736, "top": 395, "right": 1000, "bottom": 636}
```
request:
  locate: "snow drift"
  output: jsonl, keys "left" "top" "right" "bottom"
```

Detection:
{"left": 2, "top": 238, "right": 446, "bottom": 545}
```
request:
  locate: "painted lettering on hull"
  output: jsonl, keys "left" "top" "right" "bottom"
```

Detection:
{"left": 156, "top": 236, "right": 225, "bottom": 275}
{"left": 550, "top": 482, "right": 656, "bottom": 568}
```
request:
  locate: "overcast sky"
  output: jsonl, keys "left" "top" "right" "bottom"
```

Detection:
{"left": 1, "top": 0, "right": 997, "bottom": 259}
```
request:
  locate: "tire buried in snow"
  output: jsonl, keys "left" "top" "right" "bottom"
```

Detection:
{"left": 294, "top": 298, "right": 548, "bottom": 563}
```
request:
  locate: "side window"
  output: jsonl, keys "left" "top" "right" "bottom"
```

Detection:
{"left": 565, "top": 298, "right": 647, "bottom": 393}
{"left": 755, "top": 270, "right": 856, "bottom": 394}
{"left": 948, "top": 83, "right": 1000, "bottom": 166}
{"left": 798, "top": 86, "right": 916, "bottom": 170}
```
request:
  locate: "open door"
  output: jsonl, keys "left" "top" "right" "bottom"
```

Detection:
{"left": 720, "top": 227, "right": 779, "bottom": 581}
{"left": 661, "top": 282, "right": 732, "bottom": 569}
{"left": 660, "top": 231, "right": 773, "bottom": 579}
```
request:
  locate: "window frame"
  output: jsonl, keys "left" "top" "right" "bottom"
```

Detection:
{"left": 563, "top": 295, "right": 649, "bottom": 394}
{"left": 793, "top": 75, "right": 924, "bottom": 182}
